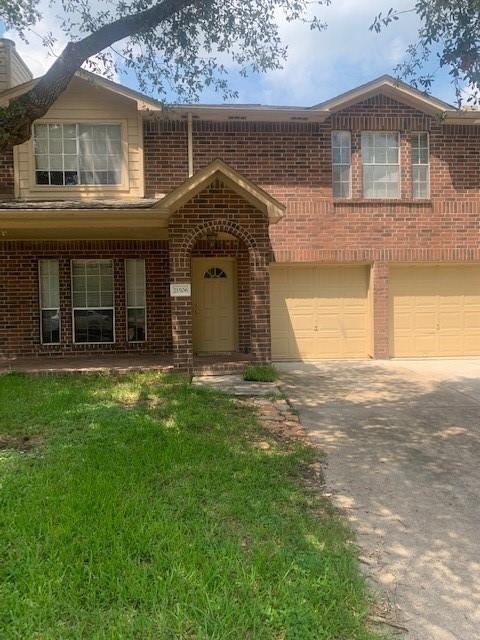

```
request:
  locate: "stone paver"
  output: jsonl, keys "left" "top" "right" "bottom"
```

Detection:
{"left": 192, "top": 374, "right": 282, "bottom": 397}
{"left": 277, "top": 359, "right": 480, "bottom": 640}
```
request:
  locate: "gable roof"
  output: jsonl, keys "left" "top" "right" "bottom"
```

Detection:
{"left": 310, "top": 74, "right": 456, "bottom": 114}
{"left": 1, "top": 66, "right": 478, "bottom": 124}
{"left": 155, "top": 159, "right": 285, "bottom": 223}
{"left": 0, "top": 69, "right": 163, "bottom": 111}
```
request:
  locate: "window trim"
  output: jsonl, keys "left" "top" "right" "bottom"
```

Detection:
{"left": 331, "top": 130, "right": 352, "bottom": 199}
{"left": 29, "top": 119, "right": 129, "bottom": 192}
{"left": 411, "top": 131, "right": 430, "bottom": 199}
{"left": 70, "top": 259, "right": 116, "bottom": 345}
{"left": 361, "top": 131, "right": 401, "bottom": 200}
{"left": 38, "top": 258, "right": 61, "bottom": 345}
{"left": 125, "top": 258, "right": 147, "bottom": 343}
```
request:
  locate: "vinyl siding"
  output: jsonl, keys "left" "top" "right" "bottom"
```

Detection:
{"left": 15, "top": 76, "right": 144, "bottom": 200}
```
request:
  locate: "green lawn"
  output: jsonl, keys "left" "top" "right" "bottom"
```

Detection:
{"left": 0, "top": 372, "right": 380, "bottom": 640}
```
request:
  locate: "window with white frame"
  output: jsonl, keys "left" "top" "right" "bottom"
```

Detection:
{"left": 39, "top": 259, "right": 60, "bottom": 344}
{"left": 125, "top": 259, "right": 146, "bottom": 342}
{"left": 332, "top": 131, "right": 352, "bottom": 198}
{"left": 361, "top": 132, "right": 400, "bottom": 198}
{"left": 411, "top": 132, "right": 430, "bottom": 199}
{"left": 34, "top": 123, "right": 122, "bottom": 186}
{"left": 72, "top": 260, "right": 114, "bottom": 343}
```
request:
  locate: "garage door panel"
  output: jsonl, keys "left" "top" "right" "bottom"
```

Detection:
{"left": 390, "top": 265, "right": 480, "bottom": 357}
{"left": 464, "top": 312, "right": 480, "bottom": 329}
{"left": 270, "top": 265, "right": 369, "bottom": 360}
{"left": 414, "top": 312, "right": 437, "bottom": 331}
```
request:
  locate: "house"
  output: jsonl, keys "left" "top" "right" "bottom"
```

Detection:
{"left": 0, "top": 38, "right": 479, "bottom": 372}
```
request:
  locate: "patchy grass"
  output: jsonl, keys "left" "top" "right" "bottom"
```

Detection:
{"left": 0, "top": 372, "right": 380, "bottom": 640}
{"left": 244, "top": 364, "right": 279, "bottom": 382}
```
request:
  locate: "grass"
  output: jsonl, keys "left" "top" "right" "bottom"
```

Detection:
{"left": 243, "top": 364, "right": 279, "bottom": 382}
{"left": 0, "top": 372, "right": 380, "bottom": 640}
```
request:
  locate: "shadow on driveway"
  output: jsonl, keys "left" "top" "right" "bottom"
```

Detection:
{"left": 278, "top": 360, "right": 480, "bottom": 640}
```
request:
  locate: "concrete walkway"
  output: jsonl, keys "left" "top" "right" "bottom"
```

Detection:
{"left": 192, "top": 374, "right": 282, "bottom": 396}
{"left": 277, "top": 359, "right": 480, "bottom": 640}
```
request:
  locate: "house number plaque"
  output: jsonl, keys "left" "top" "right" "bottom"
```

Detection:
{"left": 170, "top": 283, "right": 191, "bottom": 297}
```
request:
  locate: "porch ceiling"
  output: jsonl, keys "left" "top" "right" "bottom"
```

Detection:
{"left": 0, "top": 209, "right": 168, "bottom": 240}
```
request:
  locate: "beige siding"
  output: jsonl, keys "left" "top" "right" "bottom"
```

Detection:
{"left": 9, "top": 48, "right": 32, "bottom": 87}
{"left": 15, "top": 76, "right": 144, "bottom": 200}
{"left": 0, "top": 39, "right": 32, "bottom": 90}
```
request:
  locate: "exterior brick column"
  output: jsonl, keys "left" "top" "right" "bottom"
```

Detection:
{"left": 249, "top": 253, "right": 271, "bottom": 363}
{"left": 168, "top": 249, "right": 194, "bottom": 372}
{"left": 167, "top": 179, "right": 273, "bottom": 372}
{"left": 371, "top": 261, "right": 390, "bottom": 358}
{"left": 170, "top": 297, "right": 193, "bottom": 371}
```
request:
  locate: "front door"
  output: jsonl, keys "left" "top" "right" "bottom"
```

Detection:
{"left": 192, "top": 258, "right": 237, "bottom": 353}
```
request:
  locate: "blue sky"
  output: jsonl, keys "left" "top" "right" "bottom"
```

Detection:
{"left": 1, "top": 0, "right": 459, "bottom": 107}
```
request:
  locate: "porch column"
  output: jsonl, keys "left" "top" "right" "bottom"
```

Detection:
{"left": 169, "top": 251, "right": 194, "bottom": 373}
{"left": 249, "top": 252, "right": 271, "bottom": 363}
{"left": 371, "top": 260, "right": 390, "bottom": 359}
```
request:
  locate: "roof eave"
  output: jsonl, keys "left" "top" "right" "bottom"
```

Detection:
{"left": 155, "top": 158, "right": 285, "bottom": 223}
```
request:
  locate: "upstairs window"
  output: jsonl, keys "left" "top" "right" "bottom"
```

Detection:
{"left": 361, "top": 132, "right": 400, "bottom": 199}
{"left": 332, "top": 131, "right": 351, "bottom": 198}
{"left": 411, "top": 132, "right": 430, "bottom": 199}
{"left": 34, "top": 123, "right": 122, "bottom": 187}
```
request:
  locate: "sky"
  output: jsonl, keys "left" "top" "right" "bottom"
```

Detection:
{"left": 0, "top": 0, "right": 458, "bottom": 107}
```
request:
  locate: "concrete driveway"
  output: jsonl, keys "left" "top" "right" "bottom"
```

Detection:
{"left": 277, "top": 359, "right": 480, "bottom": 640}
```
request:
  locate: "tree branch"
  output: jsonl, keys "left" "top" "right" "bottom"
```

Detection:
{"left": 0, "top": 0, "right": 202, "bottom": 151}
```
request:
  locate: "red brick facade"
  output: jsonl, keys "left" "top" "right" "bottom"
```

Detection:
{"left": 0, "top": 241, "right": 171, "bottom": 359}
{"left": 168, "top": 180, "right": 271, "bottom": 370}
{"left": 141, "top": 94, "right": 480, "bottom": 365}
{"left": 1, "top": 92, "right": 480, "bottom": 366}
{"left": 0, "top": 148, "right": 14, "bottom": 198}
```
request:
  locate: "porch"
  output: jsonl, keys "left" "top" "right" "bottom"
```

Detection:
{"left": 0, "top": 352, "right": 256, "bottom": 376}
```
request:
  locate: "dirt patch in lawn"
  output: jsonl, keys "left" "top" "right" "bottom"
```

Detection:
{"left": 0, "top": 434, "right": 42, "bottom": 452}
{"left": 247, "top": 397, "right": 308, "bottom": 442}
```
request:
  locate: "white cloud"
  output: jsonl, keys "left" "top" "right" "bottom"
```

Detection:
{"left": 251, "top": 0, "right": 424, "bottom": 105}
{"left": 3, "top": 0, "right": 119, "bottom": 80}
{"left": 2, "top": 0, "right": 462, "bottom": 106}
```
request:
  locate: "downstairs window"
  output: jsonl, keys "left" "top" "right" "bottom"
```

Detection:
{"left": 72, "top": 260, "right": 114, "bottom": 343}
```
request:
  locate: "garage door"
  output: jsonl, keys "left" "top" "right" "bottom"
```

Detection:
{"left": 270, "top": 265, "right": 370, "bottom": 359}
{"left": 390, "top": 265, "right": 480, "bottom": 357}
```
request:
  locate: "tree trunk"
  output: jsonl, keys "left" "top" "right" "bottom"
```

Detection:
{"left": 0, "top": 0, "right": 201, "bottom": 152}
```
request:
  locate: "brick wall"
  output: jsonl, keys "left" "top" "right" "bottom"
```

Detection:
{"left": 144, "top": 94, "right": 480, "bottom": 265}
{"left": 168, "top": 179, "right": 271, "bottom": 370}
{"left": 0, "top": 148, "right": 14, "bottom": 198}
{"left": 0, "top": 240, "right": 172, "bottom": 359}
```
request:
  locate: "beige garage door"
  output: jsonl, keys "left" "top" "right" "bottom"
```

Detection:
{"left": 390, "top": 265, "right": 480, "bottom": 357}
{"left": 270, "top": 265, "right": 370, "bottom": 360}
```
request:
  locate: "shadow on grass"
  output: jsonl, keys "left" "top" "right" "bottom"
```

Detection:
{"left": 0, "top": 371, "right": 381, "bottom": 640}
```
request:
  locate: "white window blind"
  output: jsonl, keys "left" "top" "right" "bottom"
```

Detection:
{"left": 411, "top": 132, "right": 430, "bottom": 199}
{"left": 39, "top": 259, "right": 60, "bottom": 344}
{"left": 361, "top": 132, "right": 400, "bottom": 199}
{"left": 126, "top": 259, "right": 146, "bottom": 342}
{"left": 34, "top": 123, "right": 122, "bottom": 186}
{"left": 332, "top": 131, "right": 351, "bottom": 198}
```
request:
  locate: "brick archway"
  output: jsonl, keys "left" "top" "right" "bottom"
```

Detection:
{"left": 168, "top": 180, "right": 272, "bottom": 371}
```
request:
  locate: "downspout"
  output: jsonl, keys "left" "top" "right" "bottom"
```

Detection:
{"left": 187, "top": 112, "right": 194, "bottom": 177}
